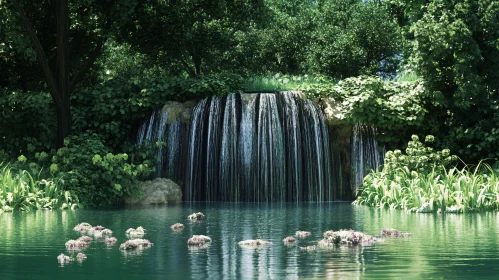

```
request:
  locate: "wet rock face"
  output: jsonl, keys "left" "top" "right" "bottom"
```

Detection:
{"left": 125, "top": 178, "right": 182, "bottom": 205}
{"left": 161, "top": 100, "right": 197, "bottom": 125}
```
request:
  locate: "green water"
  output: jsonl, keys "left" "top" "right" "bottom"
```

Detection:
{"left": 1, "top": 203, "right": 499, "bottom": 279}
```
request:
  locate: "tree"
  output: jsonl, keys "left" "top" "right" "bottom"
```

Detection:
{"left": 121, "top": 0, "right": 264, "bottom": 77}
{"left": 4, "top": 0, "right": 137, "bottom": 147}
{"left": 411, "top": 0, "right": 499, "bottom": 161}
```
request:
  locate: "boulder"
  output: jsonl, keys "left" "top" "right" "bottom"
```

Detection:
{"left": 125, "top": 178, "right": 182, "bottom": 205}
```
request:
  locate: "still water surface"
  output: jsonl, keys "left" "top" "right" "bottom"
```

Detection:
{"left": 1, "top": 203, "right": 499, "bottom": 279}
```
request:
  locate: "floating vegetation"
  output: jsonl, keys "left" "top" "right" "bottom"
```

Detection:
{"left": 126, "top": 226, "right": 145, "bottom": 238}
{"left": 188, "top": 212, "right": 205, "bottom": 220}
{"left": 380, "top": 228, "right": 412, "bottom": 237}
{"left": 73, "top": 222, "right": 92, "bottom": 233}
{"left": 282, "top": 236, "right": 296, "bottom": 244}
{"left": 187, "top": 235, "right": 212, "bottom": 246}
{"left": 318, "top": 229, "right": 378, "bottom": 247}
{"left": 119, "top": 239, "right": 153, "bottom": 250}
{"left": 238, "top": 239, "right": 272, "bottom": 248}
{"left": 57, "top": 253, "right": 71, "bottom": 263}
{"left": 295, "top": 231, "right": 311, "bottom": 238}
{"left": 76, "top": 253, "right": 87, "bottom": 262}
{"left": 65, "top": 239, "right": 89, "bottom": 251}
{"left": 77, "top": 236, "right": 92, "bottom": 243}
{"left": 105, "top": 237, "right": 118, "bottom": 245}
{"left": 299, "top": 245, "right": 317, "bottom": 251}
{"left": 170, "top": 223, "right": 184, "bottom": 231}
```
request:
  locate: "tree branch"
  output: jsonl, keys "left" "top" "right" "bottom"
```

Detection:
{"left": 10, "top": 0, "right": 63, "bottom": 107}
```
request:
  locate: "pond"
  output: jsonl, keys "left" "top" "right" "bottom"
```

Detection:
{"left": 1, "top": 203, "right": 499, "bottom": 279}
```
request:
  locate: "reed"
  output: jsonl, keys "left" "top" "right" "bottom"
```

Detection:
{"left": 353, "top": 162, "right": 499, "bottom": 212}
{"left": 0, "top": 163, "right": 79, "bottom": 212}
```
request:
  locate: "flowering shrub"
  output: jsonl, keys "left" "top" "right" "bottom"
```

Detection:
{"left": 383, "top": 135, "right": 458, "bottom": 174}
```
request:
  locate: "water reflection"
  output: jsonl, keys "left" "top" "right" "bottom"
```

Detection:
{"left": 2, "top": 203, "right": 499, "bottom": 279}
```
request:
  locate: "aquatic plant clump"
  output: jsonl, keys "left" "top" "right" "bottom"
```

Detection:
{"left": 188, "top": 212, "right": 205, "bottom": 220}
{"left": 119, "top": 239, "right": 153, "bottom": 250}
{"left": 187, "top": 235, "right": 212, "bottom": 246}
{"left": 283, "top": 236, "right": 296, "bottom": 243}
{"left": 77, "top": 236, "right": 92, "bottom": 243}
{"left": 170, "top": 223, "right": 184, "bottom": 230}
{"left": 65, "top": 239, "right": 89, "bottom": 250}
{"left": 318, "top": 229, "right": 378, "bottom": 247}
{"left": 73, "top": 222, "right": 92, "bottom": 233}
{"left": 295, "top": 231, "right": 311, "bottom": 238}
{"left": 238, "top": 239, "right": 272, "bottom": 247}
{"left": 126, "top": 226, "right": 145, "bottom": 238}
{"left": 57, "top": 253, "right": 71, "bottom": 263}
{"left": 380, "top": 228, "right": 412, "bottom": 237}
{"left": 105, "top": 237, "right": 118, "bottom": 245}
{"left": 76, "top": 253, "right": 87, "bottom": 261}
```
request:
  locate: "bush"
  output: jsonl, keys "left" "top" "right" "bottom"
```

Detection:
{"left": 49, "top": 132, "right": 153, "bottom": 206}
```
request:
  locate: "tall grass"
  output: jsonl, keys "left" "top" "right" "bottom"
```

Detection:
{"left": 353, "top": 162, "right": 499, "bottom": 212}
{"left": 244, "top": 74, "right": 337, "bottom": 96}
{"left": 0, "top": 164, "right": 79, "bottom": 212}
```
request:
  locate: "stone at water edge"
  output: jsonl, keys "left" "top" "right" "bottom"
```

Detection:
{"left": 124, "top": 178, "right": 182, "bottom": 205}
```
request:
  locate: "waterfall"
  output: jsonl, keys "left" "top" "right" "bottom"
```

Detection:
{"left": 182, "top": 92, "right": 333, "bottom": 202}
{"left": 136, "top": 92, "right": 385, "bottom": 202}
{"left": 351, "top": 124, "right": 385, "bottom": 192}
{"left": 136, "top": 106, "right": 188, "bottom": 180}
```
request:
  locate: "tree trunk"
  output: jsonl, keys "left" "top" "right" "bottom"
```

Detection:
{"left": 56, "top": 101, "right": 72, "bottom": 148}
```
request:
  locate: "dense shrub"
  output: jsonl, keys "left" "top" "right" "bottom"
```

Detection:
{"left": 48, "top": 132, "right": 153, "bottom": 207}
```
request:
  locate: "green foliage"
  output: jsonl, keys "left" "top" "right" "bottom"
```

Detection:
{"left": 49, "top": 132, "right": 153, "bottom": 206}
{"left": 354, "top": 162, "right": 499, "bottom": 213}
{"left": 335, "top": 76, "right": 426, "bottom": 144}
{"left": 383, "top": 135, "right": 458, "bottom": 174}
{"left": 0, "top": 89, "right": 55, "bottom": 154}
{"left": 0, "top": 164, "right": 79, "bottom": 212}
{"left": 73, "top": 73, "right": 243, "bottom": 150}
{"left": 410, "top": 0, "right": 499, "bottom": 162}
{"left": 243, "top": 74, "right": 337, "bottom": 95}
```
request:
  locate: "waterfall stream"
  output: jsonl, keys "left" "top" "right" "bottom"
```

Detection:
{"left": 136, "top": 92, "right": 384, "bottom": 201}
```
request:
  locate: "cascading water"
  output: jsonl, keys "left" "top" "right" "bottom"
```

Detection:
{"left": 350, "top": 124, "right": 385, "bottom": 192}
{"left": 136, "top": 92, "right": 384, "bottom": 202}
{"left": 183, "top": 92, "right": 334, "bottom": 202}
{"left": 136, "top": 106, "right": 188, "bottom": 180}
